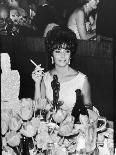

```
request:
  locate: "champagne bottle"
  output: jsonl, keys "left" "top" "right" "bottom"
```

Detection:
{"left": 72, "top": 89, "right": 89, "bottom": 124}
{"left": 28, "top": 137, "right": 35, "bottom": 155}
{"left": 21, "top": 136, "right": 30, "bottom": 155}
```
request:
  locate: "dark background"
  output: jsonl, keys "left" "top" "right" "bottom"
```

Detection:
{"left": 96, "top": 0, "right": 114, "bottom": 38}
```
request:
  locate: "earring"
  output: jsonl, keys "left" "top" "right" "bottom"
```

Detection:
{"left": 51, "top": 57, "right": 54, "bottom": 64}
{"left": 86, "top": 3, "right": 89, "bottom": 8}
{"left": 68, "top": 58, "right": 71, "bottom": 65}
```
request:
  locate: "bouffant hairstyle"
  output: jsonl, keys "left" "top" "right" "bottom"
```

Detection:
{"left": 45, "top": 26, "right": 77, "bottom": 57}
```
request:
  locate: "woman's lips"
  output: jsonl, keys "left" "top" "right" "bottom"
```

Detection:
{"left": 59, "top": 60, "right": 66, "bottom": 62}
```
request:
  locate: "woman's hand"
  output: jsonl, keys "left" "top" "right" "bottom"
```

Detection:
{"left": 32, "top": 65, "right": 44, "bottom": 83}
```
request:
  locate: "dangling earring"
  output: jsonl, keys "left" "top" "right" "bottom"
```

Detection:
{"left": 51, "top": 57, "right": 54, "bottom": 64}
{"left": 86, "top": 3, "right": 89, "bottom": 10}
{"left": 68, "top": 58, "right": 71, "bottom": 65}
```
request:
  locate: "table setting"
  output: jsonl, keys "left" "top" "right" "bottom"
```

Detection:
{"left": 1, "top": 74, "right": 115, "bottom": 155}
{"left": 1, "top": 98, "right": 115, "bottom": 155}
{"left": 1, "top": 54, "right": 115, "bottom": 155}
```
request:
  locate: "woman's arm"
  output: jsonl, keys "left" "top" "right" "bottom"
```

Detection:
{"left": 75, "top": 10, "right": 96, "bottom": 40}
{"left": 34, "top": 78, "right": 46, "bottom": 100}
{"left": 32, "top": 67, "right": 44, "bottom": 100}
{"left": 40, "top": 79, "right": 46, "bottom": 99}
{"left": 34, "top": 82, "right": 41, "bottom": 100}
{"left": 81, "top": 77, "right": 92, "bottom": 108}
{"left": 34, "top": 78, "right": 48, "bottom": 110}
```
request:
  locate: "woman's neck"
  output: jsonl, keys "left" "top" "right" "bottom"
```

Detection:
{"left": 53, "top": 65, "right": 70, "bottom": 78}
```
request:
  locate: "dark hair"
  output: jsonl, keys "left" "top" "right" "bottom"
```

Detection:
{"left": 76, "top": 0, "right": 89, "bottom": 7}
{"left": 45, "top": 26, "right": 77, "bottom": 57}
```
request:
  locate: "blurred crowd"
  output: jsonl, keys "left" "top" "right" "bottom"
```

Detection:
{"left": 0, "top": 0, "right": 98, "bottom": 39}
{"left": 0, "top": 0, "right": 64, "bottom": 36}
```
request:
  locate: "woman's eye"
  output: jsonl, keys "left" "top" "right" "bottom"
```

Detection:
{"left": 54, "top": 50, "right": 60, "bottom": 53}
{"left": 66, "top": 50, "right": 70, "bottom": 53}
{"left": 54, "top": 49, "right": 70, "bottom": 54}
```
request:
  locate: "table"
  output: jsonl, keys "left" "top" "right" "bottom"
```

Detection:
{"left": 1, "top": 99, "right": 114, "bottom": 155}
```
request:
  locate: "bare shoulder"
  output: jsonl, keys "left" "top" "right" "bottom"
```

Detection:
{"left": 82, "top": 76, "right": 91, "bottom": 90}
{"left": 74, "top": 8, "right": 84, "bottom": 16}
{"left": 69, "top": 8, "right": 83, "bottom": 18}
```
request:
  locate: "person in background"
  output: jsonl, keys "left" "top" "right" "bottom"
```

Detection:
{"left": 6, "top": 0, "right": 29, "bottom": 24}
{"left": 9, "top": 8, "right": 19, "bottom": 23}
{"left": 5, "top": 0, "right": 38, "bottom": 36}
{"left": 32, "top": 26, "right": 92, "bottom": 118}
{"left": 5, "top": 0, "right": 27, "bottom": 25}
{"left": 67, "top": 0, "right": 99, "bottom": 40}
{"left": 32, "top": 0, "right": 62, "bottom": 36}
{"left": 0, "top": 4, "right": 10, "bottom": 35}
{"left": 0, "top": 3, "right": 21, "bottom": 36}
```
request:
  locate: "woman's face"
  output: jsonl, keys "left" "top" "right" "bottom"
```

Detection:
{"left": 88, "top": 0, "right": 99, "bottom": 10}
{"left": 10, "top": 9, "right": 19, "bottom": 22}
{"left": 52, "top": 47, "right": 71, "bottom": 67}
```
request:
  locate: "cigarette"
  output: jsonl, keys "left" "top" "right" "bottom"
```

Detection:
{"left": 30, "top": 59, "right": 38, "bottom": 67}
{"left": 30, "top": 59, "right": 44, "bottom": 74}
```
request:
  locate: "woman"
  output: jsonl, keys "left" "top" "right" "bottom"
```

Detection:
{"left": 67, "top": 0, "right": 99, "bottom": 40}
{"left": 32, "top": 26, "right": 92, "bottom": 116}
